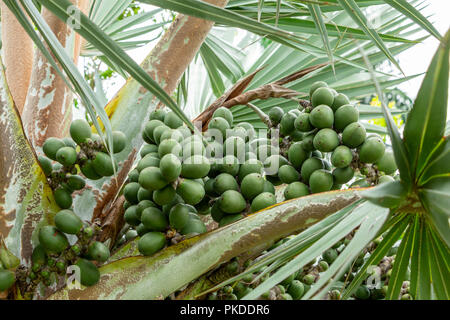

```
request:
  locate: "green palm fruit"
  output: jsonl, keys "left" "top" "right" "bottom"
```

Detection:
{"left": 87, "top": 241, "right": 110, "bottom": 262}
{"left": 287, "top": 280, "right": 305, "bottom": 299}
{"left": 139, "top": 167, "right": 168, "bottom": 191}
{"left": 322, "top": 248, "right": 338, "bottom": 264}
{"left": 218, "top": 155, "right": 240, "bottom": 176}
{"left": 169, "top": 204, "right": 190, "bottom": 230}
{"left": 54, "top": 187, "right": 72, "bottom": 209}
{"left": 125, "top": 229, "right": 138, "bottom": 241}
{"left": 54, "top": 209, "right": 82, "bottom": 234}
{"left": 137, "top": 155, "right": 161, "bottom": 173}
{"left": 136, "top": 200, "right": 156, "bottom": 219}
{"left": 157, "top": 154, "right": 180, "bottom": 183}
{"left": 309, "top": 169, "right": 333, "bottom": 193}
{"left": 313, "top": 128, "right": 339, "bottom": 152}
{"left": 56, "top": 261, "right": 66, "bottom": 273}
{"left": 62, "top": 137, "right": 77, "bottom": 149}
{"left": 342, "top": 122, "right": 366, "bottom": 148}
{"left": 153, "top": 185, "right": 176, "bottom": 206}
{"left": 159, "top": 128, "right": 184, "bottom": 143}
{"left": 124, "top": 205, "right": 140, "bottom": 226}
{"left": 263, "top": 180, "right": 276, "bottom": 194}
{"left": 211, "top": 201, "right": 225, "bottom": 222}
{"left": 181, "top": 155, "right": 210, "bottom": 179}
{"left": 235, "top": 122, "right": 255, "bottom": 138}
{"left": 251, "top": 192, "right": 276, "bottom": 212}
{"left": 162, "top": 194, "right": 184, "bottom": 216}
{"left": 293, "top": 113, "right": 311, "bottom": 132}
{"left": 158, "top": 138, "right": 181, "bottom": 158}
{"left": 39, "top": 226, "right": 69, "bottom": 254}
{"left": 182, "top": 140, "right": 205, "bottom": 159}
{"left": 378, "top": 175, "right": 395, "bottom": 184}
{"left": 280, "top": 111, "right": 297, "bottom": 136}
{"left": 55, "top": 146, "right": 77, "bottom": 167}
{"left": 141, "top": 207, "right": 168, "bottom": 231}
{"left": 75, "top": 258, "right": 100, "bottom": 287}
{"left": 241, "top": 173, "right": 265, "bottom": 200}
{"left": 80, "top": 160, "right": 102, "bottom": 180}
{"left": 220, "top": 190, "right": 247, "bottom": 214}
{"left": 268, "top": 107, "right": 284, "bottom": 125}
{"left": 309, "top": 105, "right": 334, "bottom": 128}
{"left": 311, "top": 87, "right": 334, "bottom": 108}
{"left": 136, "top": 223, "right": 150, "bottom": 237}
{"left": 137, "top": 187, "right": 153, "bottom": 201}
{"left": 164, "top": 111, "right": 183, "bottom": 129}
{"left": 301, "top": 157, "right": 324, "bottom": 183}
{"left": 263, "top": 155, "right": 289, "bottom": 175}
{"left": 149, "top": 109, "right": 166, "bottom": 121}
{"left": 287, "top": 142, "right": 310, "bottom": 169}
{"left": 331, "top": 93, "right": 350, "bottom": 111}
{"left": 213, "top": 107, "right": 233, "bottom": 127}
{"left": 355, "top": 285, "right": 370, "bottom": 300}
{"left": 204, "top": 178, "right": 216, "bottom": 197}
{"left": 177, "top": 179, "right": 205, "bottom": 205}
{"left": 280, "top": 293, "right": 293, "bottom": 300}
{"left": 138, "top": 232, "right": 166, "bottom": 256}
{"left": 334, "top": 104, "right": 359, "bottom": 131}
{"left": 0, "top": 269, "right": 15, "bottom": 291}
{"left": 284, "top": 182, "right": 310, "bottom": 200}
{"left": 180, "top": 218, "right": 207, "bottom": 235}
{"left": 331, "top": 145, "right": 353, "bottom": 168}
{"left": 309, "top": 81, "right": 328, "bottom": 98}
{"left": 43, "top": 137, "right": 65, "bottom": 160}
{"left": 140, "top": 144, "right": 158, "bottom": 158}
{"left": 208, "top": 117, "right": 230, "bottom": 139}
{"left": 153, "top": 125, "right": 170, "bottom": 145}
{"left": 256, "top": 145, "right": 278, "bottom": 162}
{"left": 332, "top": 166, "right": 354, "bottom": 184}
{"left": 38, "top": 156, "right": 53, "bottom": 176}
{"left": 111, "top": 131, "right": 127, "bottom": 153}
{"left": 144, "top": 119, "right": 164, "bottom": 142}
{"left": 375, "top": 151, "right": 397, "bottom": 175}
{"left": 290, "top": 129, "right": 304, "bottom": 142}
{"left": 123, "top": 182, "right": 140, "bottom": 204}
{"left": 224, "top": 136, "right": 246, "bottom": 158}
{"left": 319, "top": 260, "right": 329, "bottom": 272}
{"left": 278, "top": 165, "right": 300, "bottom": 184}
{"left": 67, "top": 175, "right": 85, "bottom": 190}
{"left": 70, "top": 119, "right": 92, "bottom": 145}
{"left": 300, "top": 134, "right": 315, "bottom": 152}
{"left": 92, "top": 152, "right": 116, "bottom": 177}
{"left": 302, "top": 274, "right": 315, "bottom": 285}
{"left": 238, "top": 159, "right": 263, "bottom": 181}
{"left": 219, "top": 214, "right": 244, "bottom": 227}
{"left": 359, "top": 137, "right": 386, "bottom": 163}
{"left": 32, "top": 244, "right": 47, "bottom": 267}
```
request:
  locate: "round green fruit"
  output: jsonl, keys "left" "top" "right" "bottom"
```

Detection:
{"left": 208, "top": 117, "right": 230, "bottom": 139}
{"left": 332, "top": 166, "right": 354, "bottom": 184}
{"left": 342, "top": 122, "right": 366, "bottom": 148}
{"left": 213, "top": 107, "right": 233, "bottom": 127}
{"left": 80, "top": 160, "right": 102, "bottom": 180}
{"left": 138, "top": 232, "right": 166, "bottom": 256}
{"left": 123, "top": 182, "right": 140, "bottom": 204}
{"left": 375, "top": 151, "right": 397, "bottom": 175}
{"left": 67, "top": 175, "right": 85, "bottom": 190}
{"left": 31, "top": 244, "right": 47, "bottom": 266}
{"left": 268, "top": 107, "right": 284, "bottom": 125}
{"left": 180, "top": 218, "right": 207, "bottom": 235}
{"left": 140, "top": 144, "right": 158, "bottom": 158}
{"left": 238, "top": 159, "right": 263, "bottom": 181}
{"left": 309, "top": 105, "right": 334, "bottom": 129}
{"left": 158, "top": 138, "right": 181, "bottom": 158}
{"left": 219, "top": 190, "right": 247, "bottom": 214}
{"left": 39, "top": 226, "right": 69, "bottom": 254}
{"left": 331, "top": 93, "right": 350, "bottom": 111}
{"left": 153, "top": 185, "right": 176, "bottom": 206}
{"left": 294, "top": 113, "right": 312, "bottom": 132}
{"left": 158, "top": 154, "right": 181, "bottom": 182}
{"left": 224, "top": 136, "right": 246, "bottom": 158}
{"left": 144, "top": 119, "right": 164, "bottom": 142}
{"left": 301, "top": 134, "right": 315, "bottom": 152}
{"left": 62, "top": 137, "right": 77, "bottom": 149}
{"left": 218, "top": 155, "right": 240, "bottom": 176}
{"left": 359, "top": 137, "right": 386, "bottom": 164}
{"left": 54, "top": 209, "right": 82, "bottom": 234}
{"left": 263, "top": 155, "right": 289, "bottom": 176}
{"left": 301, "top": 157, "right": 324, "bottom": 183}
{"left": 181, "top": 155, "right": 210, "bottom": 179}
{"left": 309, "top": 169, "right": 333, "bottom": 193}
{"left": 334, "top": 104, "right": 359, "bottom": 131}
{"left": 287, "top": 280, "right": 304, "bottom": 299}
{"left": 124, "top": 205, "right": 140, "bottom": 226}
{"left": 309, "top": 81, "right": 328, "bottom": 99}
{"left": 111, "top": 131, "right": 127, "bottom": 153}
{"left": 287, "top": 142, "right": 310, "bottom": 170}
{"left": 263, "top": 180, "right": 276, "bottom": 194}
{"left": 86, "top": 241, "right": 110, "bottom": 262}
{"left": 0, "top": 270, "right": 15, "bottom": 291}
{"left": 182, "top": 139, "right": 205, "bottom": 159}
{"left": 331, "top": 145, "right": 353, "bottom": 168}
{"left": 159, "top": 128, "right": 184, "bottom": 143}
{"left": 137, "top": 154, "right": 160, "bottom": 172}
{"left": 278, "top": 165, "right": 300, "bottom": 184}
{"left": 153, "top": 125, "right": 170, "bottom": 145}
{"left": 137, "top": 188, "right": 153, "bottom": 202}
{"left": 322, "top": 248, "right": 338, "bottom": 264}
{"left": 240, "top": 173, "right": 265, "bottom": 200}
{"left": 169, "top": 204, "right": 190, "bottom": 230}
{"left": 251, "top": 192, "right": 276, "bottom": 212}
{"left": 311, "top": 87, "right": 334, "bottom": 108}
{"left": 149, "top": 109, "right": 166, "bottom": 121}
{"left": 136, "top": 200, "right": 156, "bottom": 219}
{"left": 70, "top": 119, "right": 92, "bottom": 145}
{"left": 313, "top": 128, "right": 339, "bottom": 152}
{"left": 211, "top": 201, "right": 225, "bottom": 222}
{"left": 177, "top": 179, "right": 205, "bottom": 205}
{"left": 280, "top": 111, "right": 297, "bottom": 136}
{"left": 75, "top": 258, "right": 100, "bottom": 287}
{"left": 284, "top": 182, "right": 310, "bottom": 200}
{"left": 38, "top": 156, "right": 53, "bottom": 176}
{"left": 164, "top": 111, "right": 183, "bottom": 129}
{"left": 54, "top": 187, "right": 72, "bottom": 209}
{"left": 141, "top": 207, "right": 168, "bottom": 231}
{"left": 43, "top": 138, "right": 65, "bottom": 161}
{"left": 92, "top": 152, "right": 116, "bottom": 177}
{"left": 56, "top": 146, "right": 77, "bottom": 166}
{"left": 139, "top": 167, "right": 168, "bottom": 191}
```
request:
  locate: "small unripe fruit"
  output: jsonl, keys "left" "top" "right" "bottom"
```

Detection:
{"left": 331, "top": 145, "right": 353, "bottom": 168}
{"left": 169, "top": 204, "right": 190, "bottom": 230}
{"left": 286, "top": 142, "right": 310, "bottom": 171}
{"left": 70, "top": 119, "right": 92, "bottom": 145}
{"left": 164, "top": 111, "right": 183, "bottom": 129}
{"left": 342, "top": 122, "right": 366, "bottom": 148}
{"left": 139, "top": 167, "right": 168, "bottom": 191}
{"left": 159, "top": 153, "right": 181, "bottom": 182}
{"left": 138, "top": 232, "right": 166, "bottom": 256}
{"left": 251, "top": 192, "right": 277, "bottom": 212}
{"left": 220, "top": 190, "right": 247, "bottom": 214}
{"left": 141, "top": 207, "right": 167, "bottom": 231}
{"left": 294, "top": 113, "right": 312, "bottom": 132}
{"left": 334, "top": 104, "right": 359, "bottom": 131}
{"left": 332, "top": 167, "right": 354, "bottom": 184}
{"left": 111, "top": 131, "right": 127, "bottom": 153}
{"left": 301, "top": 157, "right": 323, "bottom": 183}
{"left": 311, "top": 87, "right": 334, "bottom": 108}
{"left": 309, "top": 169, "right": 333, "bottom": 193}
{"left": 284, "top": 182, "right": 310, "bottom": 200}
{"left": 309, "top": 81, "right": 328, "bottom": 99}
{"left": 92, "top": 152, "right": 117, "bottom": 177}
{"left": 54, "top": 209, "right": 83, "bottom": 234}
{"left": 309, "top": 105, "right": 334, "bottom": 128}
{"left": 43, "top": 138, "right": 66, "bottom": 160}
{"left": 359, "top": 138, "right": 386, "bottom": 164}
{"left": 278, "top": 165, "right": 300, "bottom": 184}
{"left": 39, "top": 226, "right": 69, "bottom": 254}
{"left": 177, "top": 179, "right": 205, "bottom": 205}
{"left": 0, "top": 270, "right": 15, "bottom": 291}
{"left": 75, "top": 258, "right": 100, "bottom": 287}
{"left": 87, "top": 241, "right": 110, "bottom": 262}
{"left": 313, "top": 128, "right": 339, "bottom": 152}
{"left": 268, "top": 107, "right": 284, "bottom": 125}
{"left": 240, "top": 173, "right": 265, "bottom": 200}
{"left": 123, "top": 182, "right": 140, "bottom": 204}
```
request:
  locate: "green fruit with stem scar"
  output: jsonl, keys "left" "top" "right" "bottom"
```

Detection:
{"left": 342, "top": 122, "right": 366, "bottom": 148}
{"left": 169, "top": 204, "right": 190, "bottom": 230}
{"left": 54, "top": 209, "right": 82, "bottom": 234}
{"left": 313, "top": 128, "right": 339, "bottom": 152}
{"left": 309, "top": 105, "right": 334, "bottom": 128}
{"left": 311, "top": 87, "right": 334, "bottom": 108}
{"left": 294, "top": 113, "right": 312, "bottom": 132}
{"left": 141, "top": 207, "right": 168, "bottom": 231}
{"left": 220, "top": 190, "right": 247, "bottom": 214}
{"left": 54, "top": 187, "right": 72, "bottom": 209}
{"left": 139, "top": 167, "right": 168, "bottom": 191}
{"left": 75, "top": 258, "right": 100, "bottom": 287}
{"left": 56, "top": 147, "right": 77, "bottom": 166}
{"left": 43, "top": 137, "right": 65, "bottom": 160}
{"left": 138, "top": 232, "right": 166, "bottom": 256}
{"left": 177, "top": 179, "right": 205, "bottom": 205}
{"left": 39, "top": 226, "right": 69, "bottom": 254}
{"left": 309, "top": 169, "right": 333, "bottom": 193}
{"left": 149, "top": 109, "right": 166, "bottom": 121}
{"left": 241, "top": 173, "right": 265, "bottom": 200}
{"left": 70, "top": 119, "right": 92, "bottom": 145}
{"left": 251, "top": 192, "right": 276, "bottom": 212}
{"left": 334, "top": 104, "right": 359, "bottom": 131}
{"left": 284, "top": 182, "right": 310, "bottom": 200}
{"left": 208, "top": 117, "right": 230, "bottom": 139}
{"left": 92, "top": 152, "right": 116, "bottom": 177}
{"left": 213, "top": 107, "right": 233, "bottom": 127}
{"left": 331, "top": 146, "right": 353, "bottom": 168}
{"left": 86, "top": 241, "right": 110, "bottom": 262}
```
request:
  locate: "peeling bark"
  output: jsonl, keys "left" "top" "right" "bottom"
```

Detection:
{"left": 0, "top": 2, "right": 34, "bottom": 113}
{"left": 22, "top": 0, "right": 89, "bottom": 149}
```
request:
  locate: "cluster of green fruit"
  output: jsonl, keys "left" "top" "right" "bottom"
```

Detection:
{"left": 266, "top": 81, "right": 398, "bottom": 198}
{"left": 39, "top": 119, "right": 127, "bottom": 209}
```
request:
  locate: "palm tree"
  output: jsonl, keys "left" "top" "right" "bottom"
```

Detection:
{"left": 0, "top": 0, "right": 447, "bottom": 300}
